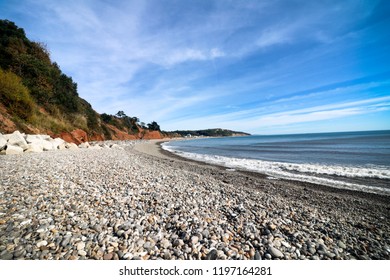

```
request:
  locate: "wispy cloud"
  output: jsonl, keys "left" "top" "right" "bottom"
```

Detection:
{"left": 1, "top": 0, "right": 388, "bottom": 133}
{"left": 163, "top": 96, "right": 390, "bottom": 132}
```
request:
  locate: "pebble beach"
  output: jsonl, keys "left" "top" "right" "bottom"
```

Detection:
{"left": 0, "top": 140, "right": 389, "bottom": 260}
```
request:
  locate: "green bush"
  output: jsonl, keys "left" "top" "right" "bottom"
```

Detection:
{"left": 0, "top": 67, "right": 34, "bottom": 120}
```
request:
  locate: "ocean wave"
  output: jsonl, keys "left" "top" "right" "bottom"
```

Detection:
{"left": 162, "top": 143, "right": 390, "bottom": 196}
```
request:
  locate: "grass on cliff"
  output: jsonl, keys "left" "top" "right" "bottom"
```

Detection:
{"left": 0, "top": 67, "right": 34, "bottom": 121}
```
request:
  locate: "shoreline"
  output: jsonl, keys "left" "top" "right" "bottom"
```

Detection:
{"left": 140, "top": 139, "right": 390, "bottom": 205}
{"left": 1, "top": 140, "right": 389, "bottom": 260}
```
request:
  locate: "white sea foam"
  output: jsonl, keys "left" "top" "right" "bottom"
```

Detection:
{"left": 162, "top": 143, "right": 390, "bottom": 196}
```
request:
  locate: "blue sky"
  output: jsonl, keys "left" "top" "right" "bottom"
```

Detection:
{"left": 1, "top": 0, "right": 390, "bottom": 134}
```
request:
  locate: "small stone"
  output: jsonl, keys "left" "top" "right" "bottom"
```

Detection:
{"left": 136, "top": 239, "right": 145, "bottom": 248}
{"left": 309, "top": 247, "right": 316, "bottom": 254}
{"left": 325, "top": 252, "right": 336, "bottom": 258}
{"left": 222, "top": 233, "right": 230, "bottom": 242}
{"left": 13, "top": 248, "right": 25, "bottom": 258}
{"left": 191, "top": 236, "right": 199, "bottom": 245}
{"left": 78, "top": 250, "right": 87, "bottom": 256}
{"left": 161, "top": 239, "right": 171, "bottom": 249}
{"left": 61, "top": 237, "right": 70, "bottom": 247}
{"left": 164, "top": 251, "right": 172, "bottom": 259}
{"left": 268, "top": 246, "right": 284, "bottom": 258}
{"left": 123, "top": 253, "right": 133, "bottom": 259}
{"left": 103, "top": 253, "right": 113, "bottom": 260}
{"left": 143, "top": 241, "right": 153, "bottom": 250}
{"left": 202, "top": 229, "right": 210, "bottom": 239}
{"left": 254, "top": 250, "right": 262, "bottom": 260}
{"left": 206, "top": 249, "right": 218, "bottom": 260}
{"left": 172, "top": 239, "right": 182, "bottom": 247}
{"left": 20, "top": 219, "right": 32, "bottom": 226}
{"left": 0, "top": 250, "right": 13, "bottom": 260}
{"left": 77, "top": 242, "right": 85, "bottom": 251}
{"left": 37, "top": 240, "right": 48, "bottom": 248}
{"left": 36, "top": 225, "right": 48, "bottom": 233}
{"left": 268, "top": 224, "right": 277, "bottom": 230}
{"left": 337, "top": 240, "right": 347, "bottom": 249}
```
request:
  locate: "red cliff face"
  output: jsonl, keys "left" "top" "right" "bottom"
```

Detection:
{"left": 140, "top": 130, "right": 162, "bottom": 140}
{"left": 55, "top": 129, "right": 89, "bottom": 144}
{"left": 90, "top": 134, "right": 105, "bottom": 142}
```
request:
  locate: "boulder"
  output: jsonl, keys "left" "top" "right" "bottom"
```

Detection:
{"left": 66, "top": 143, "right": 79, "bottom": 150}
{"left": 3, "top": 144, "right": 24, "bottom": 155}
{"left": 50, "top": 138, "right": 65, "bottom": 149}
{"left": 41, "top": 140, "right": 55, "bottom": 151}
{"left": 25, "top": 143, "right": 44, "bottom": 153}
{"left": 58, "top": 143, "right": 67, "bottom": 150}
{"left": 79, "top": 142, "right": 90, "bottom": 148}
{"left": 40, "top": 135, "right": 51, "bottom": 140}
{"left": 0, "top": 135, "right": 7, "bottom": 150}
{"left": 25, "top": 139, "right": 53, "bottom": 151}
{"left": 89, "top": 145, "right": 102, "bottom": 150}
{"left": 7, "top": 131, "right": 29, "bottom": 150}
{"left": 26, "top": 135, "right": 43, "bottom": 144}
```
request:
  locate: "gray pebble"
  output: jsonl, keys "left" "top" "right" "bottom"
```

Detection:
{"left": 268, "top": 246, "right": 284, "bottom": 258}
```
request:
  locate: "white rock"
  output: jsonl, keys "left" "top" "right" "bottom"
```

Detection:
{"left": 3, "top": 144, "right": 24, "bottom": 155}
{"left": 0, "top": 135, "right": 7, "bottom": 150}
{"left": 26, "top": 135, "right": 43, "bottom": 144}
{"left": 2, "top": 134, "right": 12, "bottom": 141}
{"left": 41, "top": 140, "right": 55, "bottom": 151}
{"left": 40, "top": 135, "right": 51, "bottom": 140}
{"left": 58, "top": 143, "right": 67, "bottom": 150}
{"left": 50, "top": 138, "right": 65, "bottom": 149}
{"left": 24, "top": 143, "right": 44, "bottom": 153}
{"left": 66, "top": 143, "right": 79, "bottom": 150}
{"left": 79, "top": 142, "right": 90, "bottom": 148}
{"left": 20, "top": 219, "right": 32, "bottom": 226}
{"left": 77, "top": 242, "right": 86, "bottom": 250}
{"left": 36, "top": 240, "right": 48, "bottom": 247}
{"left": 89, "top": 145, "right": 102, "bottom": 150}
{"left": 7, "top": 131, "right": 28, "bottom": 149}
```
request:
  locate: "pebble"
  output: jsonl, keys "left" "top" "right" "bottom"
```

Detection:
{"left": 191, "top": 236, "right": 199, "bottom": 245}
{"left": 338, "top": 240, "right": 347, "bottom": 249}
{"left": 254, "top": 251, "right": 261, "bottom": 260}
{"left": 0, "top": 250, "right": 13, "bottom": 260}
{"left": 161, "top": 239, "right": 171, "bottom": 249}
{"left": 0, "top": 140, "right": 388, "bottom": 261}
{"left": 268, "top": 246, "right": 284, "bottom": 259}
{"left": 78, "top": 250, "right": 87, "bottom": 256}
{"left": 37, "top": 240, "right": 48, "bottom": 248}
{"left": 206, "top": 249, "right": 218, "bottom": 260}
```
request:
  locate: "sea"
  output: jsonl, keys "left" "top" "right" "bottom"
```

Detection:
{"left": 162, "top": 130, "right": 390, "bottom": 196}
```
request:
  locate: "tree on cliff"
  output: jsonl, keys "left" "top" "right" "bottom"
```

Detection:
{"left": 116, "top": 111, "right": 126, "bottom": 118}
{"left": 147, "top": 121, "right": 160, "bottom": 131}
